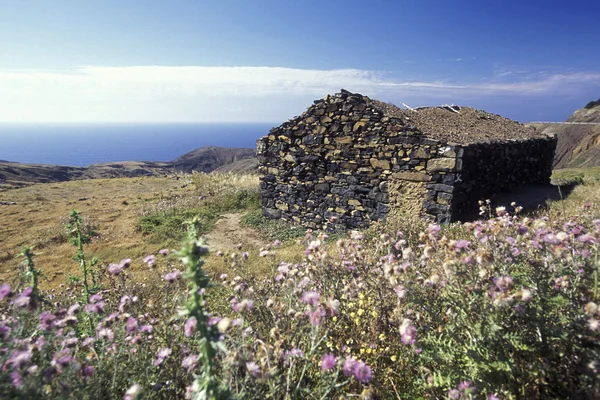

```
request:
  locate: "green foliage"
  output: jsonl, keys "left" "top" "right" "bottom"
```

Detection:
{"left": 585, "top": 98, "right": 600, "bottom": 109}
{"left": 242, "top": 209, "right": 306, "bottom": 242}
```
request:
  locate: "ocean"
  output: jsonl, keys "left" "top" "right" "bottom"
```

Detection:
{"left": 0, "top": 123, "right": 275, "bottom": 166}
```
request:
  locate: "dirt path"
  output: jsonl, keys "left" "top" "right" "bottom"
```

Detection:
{"left": 204, "top": 213, "right": 265, "bottom": 253}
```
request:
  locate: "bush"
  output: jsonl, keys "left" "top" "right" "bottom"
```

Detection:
{"left": 585, "top": 99, "right": 600, "bottom": 109}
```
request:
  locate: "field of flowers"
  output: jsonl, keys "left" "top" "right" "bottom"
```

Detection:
{"left": 1, "top": 189, "right": 600, "bottom": 398}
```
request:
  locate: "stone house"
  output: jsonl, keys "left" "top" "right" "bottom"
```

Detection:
{"left": 257, "top": 90, "right": 557, "bottom": 230}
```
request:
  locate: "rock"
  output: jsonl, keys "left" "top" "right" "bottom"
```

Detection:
{"left": 427, "top": 158, "right": 456, "bottom": 172}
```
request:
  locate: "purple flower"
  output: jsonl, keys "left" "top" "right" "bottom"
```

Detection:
{"left": 9, "top": 349, "right": 33, "bottom": 368}
{"left": 448, "top": 389, "right": 460, "bottom": 399}
{"left": 246, "top": 362, "right": 262, "bottom": 378}
{"left": 153, "top": 348, "right": 172, "bottom": 366}
{"left": 0, "top": 283, "right": 12, "bottom": 300}
{"left": 40, "top": 311, "right": 56, "bottom": 331}
{"left": 67, "top": 303, "right": 80, "bottom": 315}
{"left": 140, "top": 325, "right": 153, "bottom": 334}
{"left": 308, "top": 307, "right": 326, "bottom": 326}
{"left": 11, "top": 371, "right": 23, "bottom": 389}
{"left": 488, "top": 395, "right": 501, "bottom": 400}
{"left": 84, "top": 301, "right": 105, "bottom": 314}
{"left": 273, "top": 239, "right": 282, "bottom": 247}
{"left": 126, "top": 317, "right": 139, "bottom": 333}
{"left": 143, "top": 254, "right": 156, "bottom": 267}
{"left": 320, "top": 354, "right": 337, "bottom": 371}
{"left": 353, "top": 361, "right": 373, "bottom": 384}
{"left": 119, "top": 258, "right": 132, "bottom": 269}
{"left": 184, "top": 317, "right": 198, "bottom": 337}
{"left": 83, "top": 365, "right": 94, "bottom": 379}
{"left": 301, "top": 291, "right": 320, "bottom": 306}
{"left": 401, "top": 325, "right": 417, "bottom": 346}
{"left": 159, "top": 248, "right": 170, "bottom": 256}
{"left": 97, "top": 328, "right": 114, "bottom": 341}
{"left": 284, "top": 348, "right": 304, "bottom": 364}
{"left": 453, "top": 239, "right": 470, "bottom": 251}
{"left": 107, "top": 263, "right": 124, "bottom": 275}
{"left": 13, "top": 287, "right": 33, "bottom": 308}
{"left": 162, "top": 270, "right": 182, "bottom": 283}
{"left": 578, "top": 234, "right": 598, "bottom": 245}
{"left": 124, "top": 383, "right": 142, "bottom": 400}
{"left": 181, "top": 354, "right": 198, "bottom": 372}
{"left": 342, "top": 357, "right": 358, "bottom": 377}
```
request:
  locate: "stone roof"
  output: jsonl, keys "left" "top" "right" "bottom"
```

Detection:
{"left": 364, "top": 97, "right": 542, "bottom": 144}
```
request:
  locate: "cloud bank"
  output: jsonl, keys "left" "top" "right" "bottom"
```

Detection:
{"left": 1, "top": 66, "right": 599, "bottom": 122}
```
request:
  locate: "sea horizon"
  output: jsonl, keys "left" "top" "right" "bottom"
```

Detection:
{"left": 0, "top": 122, "right": 276, "bottom": 167}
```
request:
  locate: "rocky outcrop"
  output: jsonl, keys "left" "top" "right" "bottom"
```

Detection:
{"left": 173, "top": 146, "right": 255, "bottom": 173}
{"left": 257, "top": 90, "right": 556, "bottom": 230}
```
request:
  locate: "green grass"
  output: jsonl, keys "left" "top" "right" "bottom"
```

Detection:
{"left": 138, "top": 188, "right": 261, "bottom": 246}
{"left": 241, "top": 209, "right": 307, "bottom": 242}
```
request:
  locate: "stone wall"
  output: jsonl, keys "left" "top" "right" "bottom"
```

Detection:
{"left": 451, "top": 136, "right": 558, "bottom": 220}
{"left": 257, "top": 90, "right": 557, "bottom": 230}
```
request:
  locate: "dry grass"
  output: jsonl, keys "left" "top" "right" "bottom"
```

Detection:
{"left": 0, "top": 177, "right": 193, "bottom": 288}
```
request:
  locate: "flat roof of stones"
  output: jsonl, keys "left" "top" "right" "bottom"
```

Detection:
{"left": 366, "top": 98, "right": 543, "bottom": 144}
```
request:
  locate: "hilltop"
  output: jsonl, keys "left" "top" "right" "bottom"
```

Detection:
{"left": 0, "top": 146, "right": 255, "bottom": 190}
{"left": 529, "top": 100, "right": 600, "bottom": 168}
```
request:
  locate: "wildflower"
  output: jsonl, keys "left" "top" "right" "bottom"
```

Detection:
{"left": 119, "top": 258, "right": 132, "bottom": 268}
{"left": 82, "top": 337, "right": 95, "bottom": 347}
{"left": 0, "top": 283, "right": 12, "bottom": 300}
{"left": 143, "top": 254, "right": 156, "bottom": 267}
{"left": 13, "top": 287, "right": 33, "bottom": 308}
{"left": 301, "top": 291, "right": 320, "bottom": 305}
{"left": 107, "top": 263, "right": 124, "bottom": 275}
{"left": 273, "top": 239, "right": 282, "bottom": 247}
{"left": 216, "top": 250, "right": 224, "bottom": 257}
{"left": 578, "top": 234, "right": 598, "bottom": 245}
{"left": 40, "top": 311, "right": 56, "bottom": 331}
{"left": 217, "top": 317, "right": 232, "bottom": 333}
{"left": 448, "top": 389, "right": 460, "bottom": 399}
{"left": 458, "top": 380, "right": 476, "bottom": 396}
{"left": 353, "top": 361, "right": 373, "bottom": 384}
{"left": 126, "top": 317, "right": 139, "bottom": 333}
{"left": 588, "top": 318, "right": 600, "bottom": 331}
{"left": 242, "top": 251, "right": 250, "bottom": 259}
{"left": 400, "top": 319, "right": 417, "bottom": 345}
{"left": 585, "top": 302, "right": 599, "bottom": 315}
{"left": 124, "top": 383, "right": 142, "bottom": 400}
{"left": 320, "top": 354, "right": 337, "bottom": 371}
{"left": 308, "top": 307, "right": 326, "bottom": 326}
{"left": 259, "top": 250, "right": 269, "bottom": 257}
{"left": 219, "top": 273, "right": 228, "bottom": 280}
{"left": 84, "top": 301, "right": 105, "bottom": 314}
{"left": 182, "top": 354, "right": 199, "bottom": 372}
{"left": 184, "top": 317, "right": 197, "bottom": 337}
{"left": 159, "top": 248, "right": 169, "bottom": 256}
{"left": 284, "top": 348, "right": 304, "bottom": 364}
{"left": 452, "top": 239, "right": 470, "bottom": 251}
{"left": 246, "top": 362, "right": 262, "bottom": 378}
{"left": 163, "top": 270, "right": 183, "bottom": 283}
{"left": 342, "top": 357, "right": 358, "bottom": 377}
{"left": 9, "top": 348, "right": 33, "bottom": 368}
{"left": 153, "top": 348, "right": 172, "bottom": 366}
{"left": 67, "top": 303, "right": 80, "bottom": 315}
{"left": 11, "top": 371, "right": 23, "bottom": 389}
{"left": 140, "top": 325, "right": 153, "bottom": 334}
{"left": 98, "top": 328, "right": 114, "bottom": 341}
{"left": 83, "top": 365, "right": 94, "bottom": 379}
{"left": 488, "top": 395, "right": 501, "bottom": 400}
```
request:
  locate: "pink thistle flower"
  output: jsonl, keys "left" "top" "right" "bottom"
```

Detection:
{"left": 320, "top": 354, "right": 337, "bottom": 371}
{"left": 246, "top": 362, "right": 262, "bottom": 378}
{"left": 107, "top": 263, "right": 124, "bottom": 275}
{"left": 308, "top": 307, "right": 326, "bottom": 326}
{"left": 13, "top": 287, "right": 33, "bottom": 308}
{"left": 578, "top": 234, "right": 598, "bottom": 245}
{"left": 284, "top": 348, "right": 304, "bottom": 365}
{"left": 259, "top": 250, "right": 269, "bottom": 257}
{"left": 181, "top": 354, "right": 198, "bottom": 372}
{"left": 153, "top": 348, "right": 172, "bottom": 366}
{"left": 97, "top": 328, "right": 114, "bottom": 341}
{"left": 401, "top": 325, "right": 417, "bottom": 345}
{"left": 301, "top": 291, "right": 320, "bottom": 305}
{"left": 162, "top": 270, "right": 183, "bottom": 283}
{"left": 11, "top": 371, "right": 23, "bottom": 389}
{"left": 126, "top": 317, "right": 139, "bottom": 333}
{"left": 124, "top": 383, "right": 142, "bottom": 400}
{"left": 143, "top": 254, "right": 156, "bottom": 267}
{"left": 159, "top": 249, "right": 169, "bottom": 256}
{"left": 242, "top": 251, "right": 249, "bottom": 259}
{"left": 342, "top": 357, "right": 357, "bottom": 377}
{"left": 273, "top": 239, "right": 282, "bottom": 247}
{"left": 0, "top": 283, "right": 12, "bottom": 300}
{"left": 83, "top": 365, "right": 94, "bottom": 379}
{"left": 184, "top": 317, "right": 198, "bottom": 337}
{"left": 119, "top": 258, "right": 132, "bottom": 269}
{"left": 40, "top": 311, "right": 56, "bottom": 331}
{"left": 140, "top": 325, "right": 153, "bottom": 334}
{"left": 448, "top": 389, "right": 460, "bottom": 399}
{"left": 353, "top": 361, "right": 373, "bottom": 384}
{"left": 588, "top": 318, "right": 600, "bottom": 331}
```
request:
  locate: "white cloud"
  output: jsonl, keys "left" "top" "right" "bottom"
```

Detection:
{"left": 0, "top": 66, "right": 599, "bottom": 122}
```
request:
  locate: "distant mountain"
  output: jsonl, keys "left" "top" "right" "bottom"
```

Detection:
{"left": 173, "top": 146, "right": 255, "bottom": 173}
{"left": 528, "top": 101, "right": 600, "bottom": 168}
{"left": 0, "top": 146, "right": 255, "bottom": 190}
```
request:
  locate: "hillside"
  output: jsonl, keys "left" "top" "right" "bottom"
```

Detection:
{"left": 0, "top": 146, "right": 255, "bottom": 190}
{"left": 529, "top": 102, "right": 600, "bottom": 168}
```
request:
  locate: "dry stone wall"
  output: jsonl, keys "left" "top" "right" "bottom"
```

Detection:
{"left": 257, "top": 90, "right": 557, "bottom": 230}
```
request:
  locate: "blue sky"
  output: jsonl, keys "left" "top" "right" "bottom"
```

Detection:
{"left": 1, "top": 0, "right": 599, "bottom": 123}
